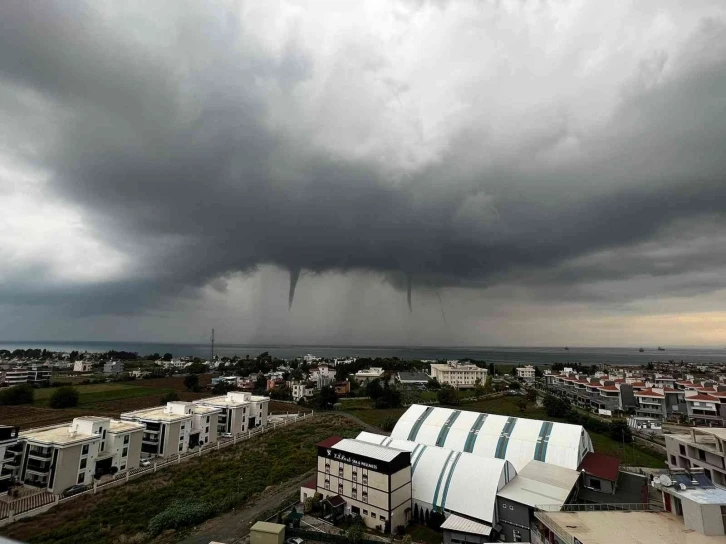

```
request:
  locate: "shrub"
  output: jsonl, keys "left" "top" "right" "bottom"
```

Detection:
{"left": 184, "top": 374, "right": 200, "bottom": 392}
{"left": 0, "top": 384, "right": 34, "bottom": 405}
{"left": 402, "top": 536, "right": 412, "bottom": 544}
{"left": 543, "top": 395, "right": 570, "bottom": 418}
{"left": 160, "top": 391, "right": 180, "bottom": 405}
{"left": 437, "top": 385, "right": 460, "bottom": 406}
{"left": 380, "top": 416, "right": 398, "bottom": 432}
{"left": 49, "top": 386, "right": 79, "bottom": 409}
{"left": 396, "top": 525, "right": 406, "bottom": 535}
{"left": 147, "top": 500, "right": 215, "bottom": 536}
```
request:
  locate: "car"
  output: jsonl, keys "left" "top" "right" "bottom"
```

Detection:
{"left": 221, "top": 432, "right": 234, "bottom": 439}
{"left": 61, "top": 484, "right": 89, "bottom": 497}
{"left": 287, "top": 538, "right": 304, "bottom": 544}
{"left": 140, "top": 459, "right": 152, "bottom": 467}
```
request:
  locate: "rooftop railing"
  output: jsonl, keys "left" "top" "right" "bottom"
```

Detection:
{"left": 535, "top": 502, "right": 660, "bottom": 512}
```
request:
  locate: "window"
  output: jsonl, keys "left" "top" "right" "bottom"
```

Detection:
{"left": 77, "top": 472, "right": 84, "bottom": 484}
{"left": 679, "top": 445, "right": 686, "bottom": 455}
{"left": 100, "top": 442, "right": 105, "bottom": 451}
{"left": 362, "top": 491, "right": 368, "bottom": 503}
{"left": 82, "top": 444, "right": 89, "bottom": 455}
{"left": 325, "top": 479, "right": 330, "bottom": 490}
{"left": 590, "top": 478, "right": 601, "bottom": 490}
{"left": 122, "top": 447, "right": 128, "bottom": 458}
{"left": 502, "top": 503, "right": 507, "bottom": 508}
{"left": 338, "top": 483, "right": 344, "bottom": 494}
{"left": 670, "top": 455, "right": 677, "bottom": 465}
{"left": 362, "top": 474, "right": 368, "bottom": 484}
{"left": 102, "top": 429, "right": 107, "bottom": 439}
{"left": 509, "top": 505, "right": 513, "bottom": 510}
{"left": 80, "top": 458, "right": 87, "bottom": 470}
{"left": 352, "top": 488, "right": 357, "bottom": 499}
{"left": 325, "top": 463, "right": 330, "bottom": 474}
{"left": 120, "top": 463, "right": 126, "bottom": 470}
{"left": 352, "top": 472, "right": 357, "bottom": 482}
{"left": 698, "top": 450, "right": 706, "bottom": 461}
{"left": 124, "top": 435, "right": 129, "bottom": 444}
{"left": 179, "top": 443, "right": 183, "bottom": 451}
{"left": 371, "top": 512, "right": 376, "bottom": 519}
{"left": 363, "top": 510, "right": 368, "bottom": 516}
{"left": 513, "top": 530, "right": 522, "bottom": 542}
{"left": 339, "top": 466, "right": 344, "bottom": 477}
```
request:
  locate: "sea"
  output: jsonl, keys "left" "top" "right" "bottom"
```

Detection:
{"left": 1, "top": 341, "right": 726, "bottom": 366}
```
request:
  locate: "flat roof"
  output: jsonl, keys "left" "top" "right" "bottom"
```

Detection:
{"left": 334, "top": 439, "right": 406, "bottom": 462}
{"left": 536, "top": 510, "right": 723, "bottom": 544}
{"left": 20, "top": 424, "right": 98, "bottom": 446}
{"left": 121, "top": 406, "right": 192, "bottom": 422}
{"left": 689, "top": 428, "right": 726, "bottom": 440}
{"left": 665, "top": 483, "right": 726, "bottom": 505}
{"left": 440, "top": 514, "right": 492, "bottom": 536}
{"left": 109, "top": 420, "right": 145, "bottom": 433}
{"left": 250, "top": 521, "right": 285, "bottom": 535}
{"left": 497, "top": 460, "right": 579, "bottom": 508}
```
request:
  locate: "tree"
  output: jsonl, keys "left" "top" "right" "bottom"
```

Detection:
{"left": 517, "top": 398, "right": 529, "bottom": 413}
{"left": 609, "top": 420, "right": 633, "bottom": 444}
{"left": 551, "top": 362, "right": 564, "bottom": 372}
{"left": 184, "top": 374, "right": 200, "bottom": 392}
{"left": 509, "top": 380, "right": 521, "bottom": 390}
{"left": 526, "top": 389, "right": 537, "bottom": 403}
{"left": 487, "top": 362, "right": 495, "bottom": 375}
{"left": 346, "top": 521, "right": 364, "bottom": 544}
{"left": 510, "top": 366, "right": 518, "bottom": 377}
{"left": 427, "top": 378, "right": 441, "bottom": 390}
{"left": 534, "top": 366, "right": 543, "bottom": 378}
{"left": 270, "top": 385, "right": 292, "bottom": 400}
{"left": 366, "top": 379, "right": 383, "bottom": 400}
{"left": 483, "top": 376, "right": 493, "bottom": 394}
{"left": 303, "top": 497, "right": 314, "bottom": 513}
{"left": 437, "top": 385, "right": 460, "bottom": 406}
{"left": 381, "top": 416, "right": 398, "bottom": 432}
{"left": 424, "top": 509, "right": 430, "bottom": 526}
{"left": 160, "top": 391, "right": 180, "bottom": 404}
{"left": 317, "top": 386, "right": 338, "bottom": 410}
{"left": 543, "top": 395, "right": 570, "bottom": 418}
{"left": 413, "top": 503, "right": 419, "bottom": 523}
{"left": 290, "top": 368, "right": 304, "bottom": 381}
{"left": 186, "top": 361, "right": 206, "bottom": 374}
{"left": 212, "top": 381, "right": 235, "bottom": 395}
{"left": 49, "top": 386, "right": 79, "bottom": 409}
{"left": 474, "top": 378, "right": 484, "bottom": 398}
{"left": 0, "top": 384, "right": 35, "bottom": 405}
{"left": 162, "top": 353, "right": 173, "bottom": 361}
{"left": 253, "top": 374, "right": 267, "bottom": 394}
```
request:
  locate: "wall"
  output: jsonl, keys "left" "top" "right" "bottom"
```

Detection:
{"left": 163, "top": 422, "right": 181, "bottom": 458}
{"left": 681, "top": 496, "right": 706, "bottom": 534}
{"left": 583, "top": 474, "right": 615, "bottom": 494}
{"left": 442, "top": 529, "right": 487, "bottom": 544}
{"left": 52, "top": 444, "right": 84, "bottom": 493}
{"left": 496, "top": 498, "right": 531, "bottom": 543}
{"left": 126, "top": 430, "right": 143, "bottom": 470}
{"left": 699, "top": 503, "right": 726, "bottom": 536}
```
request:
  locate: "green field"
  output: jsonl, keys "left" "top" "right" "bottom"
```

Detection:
{"left": 3, "top": 414, "right": 361, "bottom": 544}
{"left": 343, "top": 395, "right": 665, "bottom": 468}
{"left": 33, "top": 384, "right": 169, "bottom": 407}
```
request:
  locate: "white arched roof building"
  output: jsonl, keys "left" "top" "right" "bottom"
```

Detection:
{"left": 389, "top": 404, "right": 593, "bottom": 471}
{"left": 357, "top": 431, "right": 516, "bottom": 529}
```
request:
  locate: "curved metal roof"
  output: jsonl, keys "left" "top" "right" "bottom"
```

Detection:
{"left": 356, "top": 431, "right": 515, "bottom": 524}
{"left": 390, "top": 404, "right": 593, "bottom": 471}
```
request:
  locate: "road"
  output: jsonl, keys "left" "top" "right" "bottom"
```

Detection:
{"left": 178, "top": 471, "right": 315, "bottom": 544}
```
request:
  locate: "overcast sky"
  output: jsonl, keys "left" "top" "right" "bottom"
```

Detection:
{"left": 2, "top": 0, "right": 726, "bottom": 347}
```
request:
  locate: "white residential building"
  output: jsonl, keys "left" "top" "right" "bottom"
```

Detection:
{"left": 73, "top": 361, "right": 93, "bottom": 373}
{"left": 429, "top": 362, "right": 487, "bottom": 389}
{"left": 516, "top": 365, "right": 536, "bottom": 382}
{"left": 17, "top": 416, "right": 145, "bottom": 494}
{"left": 121, "top": 402, "right": 220, "bottom": 458}
{"left": 194, "top": 391, "right": 269, "bottom": 435}
{"left": 0, "top": 425, "right": 21, "bottom": 493}
{"left": 665, "top": 428, "right": 726, "bottom": 487}
{"left": 103, "top": 361, "right": 125, "bottom": 374}
{"left": 353, "top": 367, "right": 385, "bottom": 383}
{"left": 289, "top": 382, "right": 315, "bottom": 402}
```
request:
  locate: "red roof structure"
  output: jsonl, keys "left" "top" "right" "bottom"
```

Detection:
{"left": 317, "top": 436, "right": 343, "bottom": 448}
{"left": 685, "top": 394, "right": 719, "bottom": 402}
{"left": 579, "top": 452, "right": 620, "bottom": 482}
{"left": 635, "top": 389, "right": 664, "bottom": 398}
{"left": 302, "top": 477, "right": 317, "bottom": 490}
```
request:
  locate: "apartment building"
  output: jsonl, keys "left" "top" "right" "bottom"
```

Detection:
{"left": 0, "top": 425, "right": 21, "bottom": 493}
{"left": 429, "top": 362, "right": 487, "bottom": 389}
{"left": 0, "top": 367, "right": 52, "bottom": 386}
{"left": 634, "top": 388, "right": 686, "bottom": 421}
{"left": 353, "top": 368, "right": 385, "bottom": 383}
{"left": 315, "top": 436, "right": 412, "bottom": 533}
{"left": 195, "top": 391, "right": 269, "bottom": 435}
{"left": 73, "top": 361, "right": 94, "bottom": 372}
{"left": 654, "top": 469, "right": 726, "bottom": 536}
{"left": 288, "top": 381, "right": 315, "bottom": 402}
{"left": 310, "top": 365, "right": 332, "bottom": 388}
{"left": 516, "top": 365, "right": 536, "bottom": 382}
{"left": 103, "top": 361, "right": 125, "bottom": 374}
{"left": 121, "top": 402, "right": 220, "bottom": 458}
{"left": 684, "top": 388, "right": 726, "bottom": 427}
{"left": 17, "top": 416, "right": 144, "bottom": 494}
{"left": 666, "top": 428, "right": 726, "bottom": 487}
{"left": 546, "top": 373, "right": 635, "bottom": 414}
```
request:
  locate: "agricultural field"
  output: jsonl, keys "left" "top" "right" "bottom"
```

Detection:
{"left": 0, "top": 414, "right": 360, "bottom": 544}
{"left": 33, "top": 383, "right": 166, "bottom": 407}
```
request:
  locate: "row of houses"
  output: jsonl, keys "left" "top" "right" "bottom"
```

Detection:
{"left": 544, "top": 369, "right": 726, "bottom": 424}
{"left": 0, "top": 392, "right": 269, "bottom": 496}
{"left": 0, "top": 366, "right": 52, "bottom": 387}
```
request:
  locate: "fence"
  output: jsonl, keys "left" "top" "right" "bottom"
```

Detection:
{"left": 0, "top": 411, "right": 314, "bottom": 527}
{"left": 287, "top": 528, "right": 381, "bottom": 544}
{"left": 535, "top": 502, "right": 659, "bottom": 512}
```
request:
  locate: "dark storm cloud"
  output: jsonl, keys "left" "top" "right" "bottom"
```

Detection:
{"left": 2, "top": 1, "right": 726, "bottom": 315}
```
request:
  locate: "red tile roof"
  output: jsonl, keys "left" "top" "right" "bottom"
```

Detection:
{"left": 324, "top": 495, "right": 346, "bottom": 507}
{"left": 635, "top": 389, "right": 664, "bottom": 397}
{"left": 579, "top": 452, "right": 620, "bottom": 482}
{"left": 661, "top": 387, "right": 680, "bottom": 393}
{"left": 302, "top": 477, "right": 317, "bottom": 490}
{"left": 685, "top": 394, "right": 719, "bottom": 402}
{"left": 600, "top": 385, "right": 619, "bottom": 392}
{"left": 317, "top": 436, "right": 343, "bottom": 448}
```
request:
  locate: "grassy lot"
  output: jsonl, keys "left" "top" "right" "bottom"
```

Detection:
{"left": 343, "top": 395, "right": 665, "bottom": 468}
{"left": 2, "top": 414, "right": 362, "bottom": 544}
{"left": 33, "top": 384, "right": 170, "bottom": 407}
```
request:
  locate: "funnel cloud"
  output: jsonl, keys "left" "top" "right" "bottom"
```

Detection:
{"left": 2, "top": 1, "right": 726, "bottom": 345}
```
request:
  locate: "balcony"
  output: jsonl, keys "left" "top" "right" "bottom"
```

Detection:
{"left": 27, "top": 449, "right": 52, "bottom": 461}
{"left": 7, "top": 442, "right": 23, "bottom": 453}
{"left": 25, "top": 464, "right": 51, "bottom": 475}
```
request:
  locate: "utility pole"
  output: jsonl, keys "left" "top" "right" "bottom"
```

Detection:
{"left": 210, "top": 328, "right": 215, "bottom": 362}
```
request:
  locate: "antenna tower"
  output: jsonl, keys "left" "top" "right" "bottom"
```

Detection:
{"left": 210, "top": 328, "right": 215, "bottom": 361}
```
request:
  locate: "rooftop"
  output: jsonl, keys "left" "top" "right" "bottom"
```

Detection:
{"left": 497, "top": 460, "right": 580, "bottom": 509}
{"left": 440, "top": 513, "right": 492, "bottom": 536}
{"left": 250, "top": 521, "right": 285, "bottom": 535}
{"left": 121, "top": 406, "right": 193, "bottom": 422}
{"left": 108, "top": 420, "right": 145, "bottom": 433}
{"left": 317, "top": 436, "right": 343, "bottom": 448}
{"left": 20, "top": 423, "right": 98, "bottom": 446}
{"left": 333, "top": 438, "right": 407, "bottom": 462}
{"left": 579, "top": 452, "right": 620, "bottom": 482}
{"left": 536, "top": 510, "right": 723, "bottom": 544}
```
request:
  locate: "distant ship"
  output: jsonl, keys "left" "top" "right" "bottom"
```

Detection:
{"left": 639, "top": 348, "right": 645, "bottom": 352}
{"left": 564, "top": 347, "right": 569, "bottom": 351}
{"left": 658, "top": 347, "right": 666, "bottom": 351}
